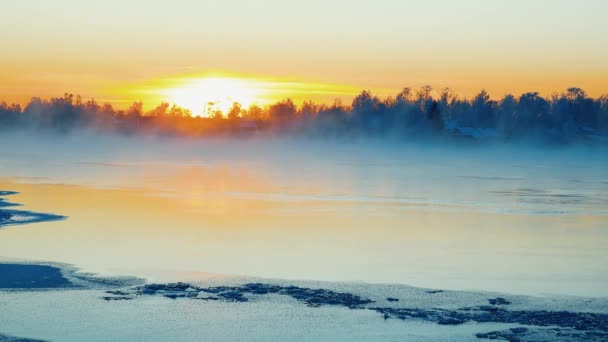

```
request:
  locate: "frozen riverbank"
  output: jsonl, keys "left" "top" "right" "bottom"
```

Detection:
{"left": 1, "top": 262, "right": 607, "bottom": 341}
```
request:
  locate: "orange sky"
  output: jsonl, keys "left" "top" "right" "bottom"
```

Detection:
{"left": 1, "top": 0, "right": 607, "bottom": 114}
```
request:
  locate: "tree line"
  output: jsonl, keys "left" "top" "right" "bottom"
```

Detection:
{"left": 1, "top": 87, "right": 607, "bottom": 142}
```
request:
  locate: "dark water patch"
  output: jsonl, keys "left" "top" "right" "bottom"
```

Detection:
{"left": 373, "top": 307, "right": 468, "bottom": 324}
{"left": 232, "top": 283, "right": 374, "bottom": 308}
{"left": 488, "top": 297, "right": 511, "bottom": 305}
{"left": 374, "top": 306, "right": 608, "bottom": 336}
{"left": 426, "top": 289, "right": 444, "bottom": 294}
{"left": 0, "top": 211, "right": 12, "bottom": 221}
{"left": 101, "top": 296, "right": 133, "bottom": 301}
{"left": 0, "top": 191, "right": 66, "bottom": 228}
{"left": 0, "top": 198, "right": 20, "bottom": 208}
{"left": 194, "top": 296, "right": 221, "bottom": 301}
{"left": 101, "top": 290, "right": 134, "bottom": 300}
{"left": 0, "top": 210, "right": 66, "bottom": 228}
{"left": 0, "top": 263, "right": 74, "bottom": 289}
{"left": 476, "top": 326, "right": 608, "bottom": 341}
{"left": 0, "top": 191, "right": 20, "bottom": 208}
{"left": 0, "top": 333, "right": 47, "bottom": 342}
{"left": 476, "top": 327, "right": 529, "bottom": 340}
{"left": 0, "top": 262, "right": 144, "bottom": 291}
{"left": 131, "top": 282, "right": 374, "bottom": 308}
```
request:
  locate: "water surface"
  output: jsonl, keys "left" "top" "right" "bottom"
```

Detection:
{"left": 1, "top": 136, "right": 607, "bottom": 296}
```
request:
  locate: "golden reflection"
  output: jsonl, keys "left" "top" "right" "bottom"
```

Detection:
{"left": 1, "top": 177, "right": 608, "bottom": 295}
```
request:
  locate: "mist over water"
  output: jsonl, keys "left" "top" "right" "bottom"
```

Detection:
{"left": 2, "top": 1, "right": 608, "bottom": 340}
{"left": 1, "top": 133, "right": 608, "bottom": 296}
{"left": 3, "top": 133, "right": 607, "bottom": 214}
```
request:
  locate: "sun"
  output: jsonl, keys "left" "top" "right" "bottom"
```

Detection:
{"left": 164, "top": 77, "right": 262, "bottom": 116}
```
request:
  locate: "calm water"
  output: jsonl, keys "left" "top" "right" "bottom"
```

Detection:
{"left": 1, "top": 135, "right": 607, "bottom": 296}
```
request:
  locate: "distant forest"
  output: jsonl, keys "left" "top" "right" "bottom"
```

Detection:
{"left": 1, "top": 86, "right": 607, "bottom": 143}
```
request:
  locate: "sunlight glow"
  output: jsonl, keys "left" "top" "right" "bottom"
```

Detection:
{"left": 129, "top": 71, "right": 379, "bottom": 116}
{"left": 163, "top": 77, "right": 264, "bottom": 116}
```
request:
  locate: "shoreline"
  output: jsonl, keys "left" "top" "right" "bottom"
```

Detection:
{"left": 1, "top": 261, "right": 607, "bottom": 341}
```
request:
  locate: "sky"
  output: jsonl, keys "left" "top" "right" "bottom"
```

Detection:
{"left": 1, "top": 0, "right": 607, "bottom": 114}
